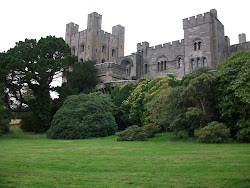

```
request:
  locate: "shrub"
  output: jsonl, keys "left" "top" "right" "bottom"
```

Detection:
{"left": 0, "top": 94, "right": 10, "bottom": 136}
{"left": 47, "top": 92, "right": 117, "bottom": 139}
{"left": 176, "top": 131, "right": 189, "bottom": 139}
{"left": 142, "top": 123, "right": 161, "bottom": 138}
{"left": 116, "top": 125, "right": 147, "bottom": 141}
{"left": 194, "top": 121, "right": 230, "bottom": 143}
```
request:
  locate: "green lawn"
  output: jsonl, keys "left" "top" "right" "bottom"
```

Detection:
{"left": 0, "top": 133, "right": 249, "bottom": 188}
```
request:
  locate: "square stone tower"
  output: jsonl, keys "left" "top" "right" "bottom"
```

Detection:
{"left": 65, "top": 12, "right": 125, "bottom": 64}
{"left": 183, "top": 9, "right": 230, "bottom": 74}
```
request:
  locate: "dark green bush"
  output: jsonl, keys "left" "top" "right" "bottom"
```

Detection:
{"left": 0, "top": 94, "right": 10, "bottom": 136}
{"left": 20, "top": 112, "right": 36, "bottom": 132}
{"left": 116, "top": 125, "right": 147, "bottom": 141}
{"left": 176, "top": 131, "right": 189, "bottom": 139}
{"left": 142, "top": 123, "right": 161, "bottom": 138}
{"left": 194, "top": 121, "right": 230, "bottom": 143}
{"left": 47, "top": 92, "right": 117, "bottom": 139}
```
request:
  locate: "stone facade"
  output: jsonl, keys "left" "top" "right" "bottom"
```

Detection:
{"left": 65, "top": 9, "right": 249, "bottom": 83}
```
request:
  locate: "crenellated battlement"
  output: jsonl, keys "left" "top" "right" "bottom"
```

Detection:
{"left": 183, "top": 10, "right": 217, "bottom": 29}
{"left": 66, "top": 22, "right": 79, "bottom": 36}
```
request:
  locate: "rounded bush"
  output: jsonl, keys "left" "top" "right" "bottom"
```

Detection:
{"left": 142, "top": 123, "right": 161, "bottom": 138}
{"left": 116, "top": 125, "right": 147, "bottom": 141}
{"left": 47, "top": 92, "right": 117, "bottom": 139}
{"left": 194, "top": 121, "right": 230, "bottom": 143}
{"left": 20, "top": 112, "right": 36, "bottom": 132}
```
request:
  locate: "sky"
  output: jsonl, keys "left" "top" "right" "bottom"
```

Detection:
{"left": 1, "top": 0, "right": 249, "bottom": 56}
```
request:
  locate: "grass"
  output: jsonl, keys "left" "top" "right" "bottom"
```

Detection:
{"left": 0, "top": 129, "right": 249, "bottom": 187}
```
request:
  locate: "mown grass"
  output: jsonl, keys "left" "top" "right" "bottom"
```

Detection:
{"left": 0, "top": 131, "right": 249, "bottom": 188}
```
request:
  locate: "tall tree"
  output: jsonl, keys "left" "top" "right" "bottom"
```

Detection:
{"left": 0, "top": 36, "right": 75, "bottom": 132}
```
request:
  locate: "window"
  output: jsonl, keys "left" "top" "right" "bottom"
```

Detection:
{"left": 197, "top": 58, "right": 201, "bottom": 67}
{"left": 145, "top": 64, "right": 148, "bottom": 73}
{"left": 102, "top": 59, "right": 106, "bottom": 63}
{"left": 102, "top": 45, "right": 107, "bottom": 54}
{"left": 164, "top": 61, "right": 167, "bottom": 70}
{"left": 161, "top": 61, "right": 164, "bottom": 71}
{"left": 112, "top": 49, "right": 116, "bottom": 57}
{"left": 71, "top": 47, "right": 76, "bottom": 55}
{"left": 198, "top": 42, "right": 201, "bottom": 50}
{"left": 191, "top": 59, "right": 195, "bottom": 69}
{"left": 80, "top": 44, "right": 85, "bottom": 53}
{"left": 80, "top": 58, "right": 83, "bottom": 62}
{"left": 158, "top": 62, "right": 160, "bottom": 71}
{"left": 203, "top": 57, "right": 207, "bottom": 67}
{"left": 194, "top": 42, "right": 197, "bottom": 51}
{"left": 177, "top": 57, "right": 181, "bottom": 68}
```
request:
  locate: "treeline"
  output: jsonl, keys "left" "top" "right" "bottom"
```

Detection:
{"left": 0, "top": 37, "right": 249, "bottom": 143}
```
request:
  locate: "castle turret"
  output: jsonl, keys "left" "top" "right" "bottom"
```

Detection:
{"left": 112, "top": 25, "right": 125, "bottom": 57}
{"left": 65, "top": 22, "right": 79, "bottom": 45}
{"left": 239, "top": 33, "right": 246, "bottom": 43}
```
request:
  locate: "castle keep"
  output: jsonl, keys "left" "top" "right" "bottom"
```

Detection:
{"left": 65, "top": 9, "right": 249, "bottom": 85}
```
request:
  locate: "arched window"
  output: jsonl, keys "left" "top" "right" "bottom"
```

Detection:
{"left": 194, "top": 42, "right": 197, "bottom": 51}
{"left": 112, "top": 49, "right": 116, "bottom": 57}
{"left": 191, "top": 59, "right": 195, "bottom": 70}
{"left": 197, "top": 58, "right": 201, "bottom": 67}
{"left": 71, "top": 47, "right": 76, "bottom": 55}
{"left": 80, "top": 58, "right": 83, "bottom": 62}
{"left": 198, "top": 42, "right": 201, "bottom": 50}
{"left": 145, "top": 64, "right": 148, "bottom": 73}
{"left": 177, "top": 57, "right": 181, "bottom": 68}
{"left": 161, "top": 61, "right": 164, "bottom": 71}
{"left": 102, "top": 45, "right": 107, "bottom": 54}
{"left": 158, "top": 62, "right": 160, "bottom": 71}
{"left": 102, "top": 59, "right": 106, "bottom": 63}
{"left": 164, "top": 61, "right": 167, "bottom": 70}
{"left": 203, "top": 57, "right": 207, "bottom": 67}
{"left": 80, "top": 44, "right": 85, "bottom": 53}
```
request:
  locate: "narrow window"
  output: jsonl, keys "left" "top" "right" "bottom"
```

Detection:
{"left": 191, "top": 59, "right": 195, "bottom": 69}
{"left": 198, "top": 42, "right": 201, "bottom": 50}
{"left": 80, "top": 44, "right": 85, "bottom": 53}
{"left": 161, "top": 61, "right": 164, "bottom": 71}
{"left": 177, "top": 57, "right": 181, "bottom": 68}
{"left": 164, "top": 61, "right": 167, "bottom": 70}
{"left": 158, "top": 62, "right": 160, "bottom": 71}
{"left": 72, "top": 47, "right": 76, "bottom": 55}
{"left": 197, "top": 58, "right": 201, "bottom": 67}
{"left": 145, "top": 64, "right": 148, "bottom": 73}
{"left": 102, "top": 45, "right": 106, "bottom": 54}
{"left": 203, "top": 57, "right": 207, "bottom": 67}
{"left": 194, "top": 42, "right": 197, "bottom": 51}
{"left": 112, "top": 49, "right": 115, "bottom": 57}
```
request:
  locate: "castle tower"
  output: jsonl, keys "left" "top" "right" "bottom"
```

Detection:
{"left": 65, "top": 12, "right": 124, "bottom": 64}
{"left": 239, "top": 33, "right": 246, "bottom": 43}
{"left": 183, "top": 9, "right": 230, "bottom": 74}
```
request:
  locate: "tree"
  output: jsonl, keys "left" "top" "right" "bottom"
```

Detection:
{"left": 47, "top": 92, "right": 117, "bottom": 139}
{"left": 216, "top": 50, "right": 250, "bottom": 142}
{"left": 0, "top": 93, "right": 10, "bottom": 136}
{"left": 1, "top": 36, "right": 75, "bottom": 132}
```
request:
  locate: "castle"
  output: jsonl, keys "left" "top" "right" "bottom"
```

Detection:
{"left": 65, "top": 9, "right": 249, "bottom": 89}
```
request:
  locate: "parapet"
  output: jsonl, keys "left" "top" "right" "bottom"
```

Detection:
{"left": 66, "top": 22, "right": 79, "bottom": 36}
{"left": 239, "top": 33, "right": 246, "bottom": 43}
{"left": 112, "top": 25, "right": 125, "bottom": 37}
{"left": 137, "top": 41, "right": 150, "bottom": 51}
{"left": 147, "top": 39, "right": 184, "bottom": 52}
{"left": 183, "top": 9, "right": 217, "bottom": 29}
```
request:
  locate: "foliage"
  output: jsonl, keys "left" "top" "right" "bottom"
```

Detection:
{"left": 116, "top": 125, "right": 147, "bottom": 141}
{"left": 111, "top": 82, "right": 137, "bottom": 130}
{"left": 0, "top": 36, "right": 75, "bottom": 133}
{"left": 141, "top": 123, "right": 161, "bottom": 138}
{"left": 216, "top": 50, "right": 250, "bottom": 141}
{"left": 47, "top": 92, "right": 117, "bottom": 139}
{"left": 176, "top": 131, "right": 189, "bottom": 139}
{"left": 0, "top": 94, "right": 10, "bottom": 135}
{"left": 194, "top": 121, "right": 230, "bottom": 143}
{"left": 20, "top": 112, "right": 36, "bottom": 132}
{"left": 121, "top": 76, "right": 180, "bottom": 127}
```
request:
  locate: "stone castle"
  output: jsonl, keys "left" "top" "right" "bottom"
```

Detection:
{"left": 65, "top": 9, "right": 249, "bottom": 88}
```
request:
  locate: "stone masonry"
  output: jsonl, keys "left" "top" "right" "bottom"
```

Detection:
{"left": 65, "top": 9, "right": 249, "bottom": 84}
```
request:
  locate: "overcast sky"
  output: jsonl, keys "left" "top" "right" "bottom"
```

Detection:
{"left": 1, "top": 0, "right": 249, "bottom": 56}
